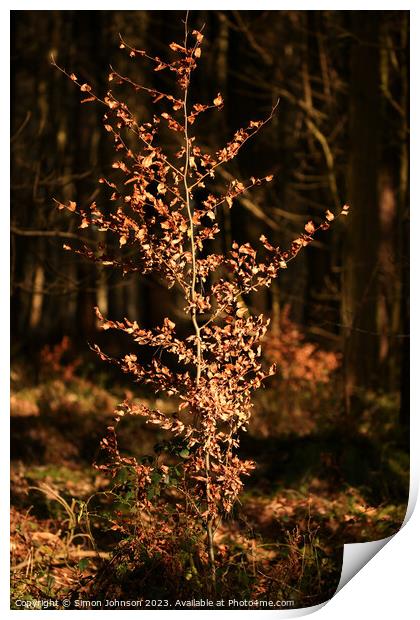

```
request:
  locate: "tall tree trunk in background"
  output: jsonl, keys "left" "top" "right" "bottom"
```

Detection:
{"left": 73, "top": 11, "right": 101, "bottom": 338}
{"left": 376, "top": 15, "right": 409, "bottom": 395}
{"left": 399, "top": 13, "right": 409, "bottom": 434}
{"left": 342, "top": 12, "right": 381, "bottom": 410}
{"left": 29, "top": 250, "right": 45, "bottom": 331}
{"left": 377, "top": 163, "right": 398, "bottom": 387}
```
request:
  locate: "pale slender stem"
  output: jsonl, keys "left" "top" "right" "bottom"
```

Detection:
{"left": 182, "top": 14, "right": 216, "bottom": 593}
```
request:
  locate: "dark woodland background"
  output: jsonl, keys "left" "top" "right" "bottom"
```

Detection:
{"left": 10, "top": 10, "right": 410, "bottom": 606}
{"left": 11, "top": 10, "right": 409, "bottom": 417}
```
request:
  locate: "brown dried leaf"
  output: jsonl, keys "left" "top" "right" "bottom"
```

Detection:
{"left": 192, "top": 30, "right": 204, "bottom": 43}
{"left": 169, "top": 42, "right": 186, "bottom": 53}
{"left": 236, "top": 306, "right": 248, "bottom": 318}
{"left": 142, "top": 153, "right": 154, "bottom": 167}
{"left": 213, "top": 93, "right": 223, "bottom": 107}
{"left": 305, "top": 220, "right": 316, "bottom": 234}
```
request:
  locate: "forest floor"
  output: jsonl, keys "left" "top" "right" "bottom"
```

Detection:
{"left": 10, "top": 355, "right": 408, "bottom": 610}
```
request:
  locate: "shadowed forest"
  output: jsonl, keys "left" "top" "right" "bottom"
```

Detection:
{"left": 11, "top": 10, "right": 409, "bottom": 609}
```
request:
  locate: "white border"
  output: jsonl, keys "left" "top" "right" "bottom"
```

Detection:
{"left": 4, "top": 3, "right": 418, "bottom": 618}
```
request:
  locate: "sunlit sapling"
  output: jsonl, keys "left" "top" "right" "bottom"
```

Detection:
{"left": 53, "top": 23, "right": 349, "bottom": 585}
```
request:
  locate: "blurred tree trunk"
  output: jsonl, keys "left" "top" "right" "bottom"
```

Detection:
{"left": 398, "top": 13, "right": 409, "bottom": 433}
{"left": 342, "top": 12, "right": 381, "bottom": 409}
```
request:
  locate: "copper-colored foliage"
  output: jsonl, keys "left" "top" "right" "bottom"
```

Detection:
{"left": 53, "top": 22, "right": 347, "bottom": 564}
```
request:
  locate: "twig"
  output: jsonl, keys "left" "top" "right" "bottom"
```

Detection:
{"left": 12, "top": 550, "right": 109, "bottom": 572}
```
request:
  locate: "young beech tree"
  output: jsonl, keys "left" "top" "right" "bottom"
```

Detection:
{"left": 54, "top": 16, "right": 348, "bottom": 589}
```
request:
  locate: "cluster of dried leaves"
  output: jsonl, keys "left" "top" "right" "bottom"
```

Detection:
{"left": 265, "top": 305, "right": 341, "bottom": 385}
{"left": 40, "top": 336, "right": 81, "bottom": 382}
{"left": 54, "top": 20, "right": 348, "bottom": 581}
